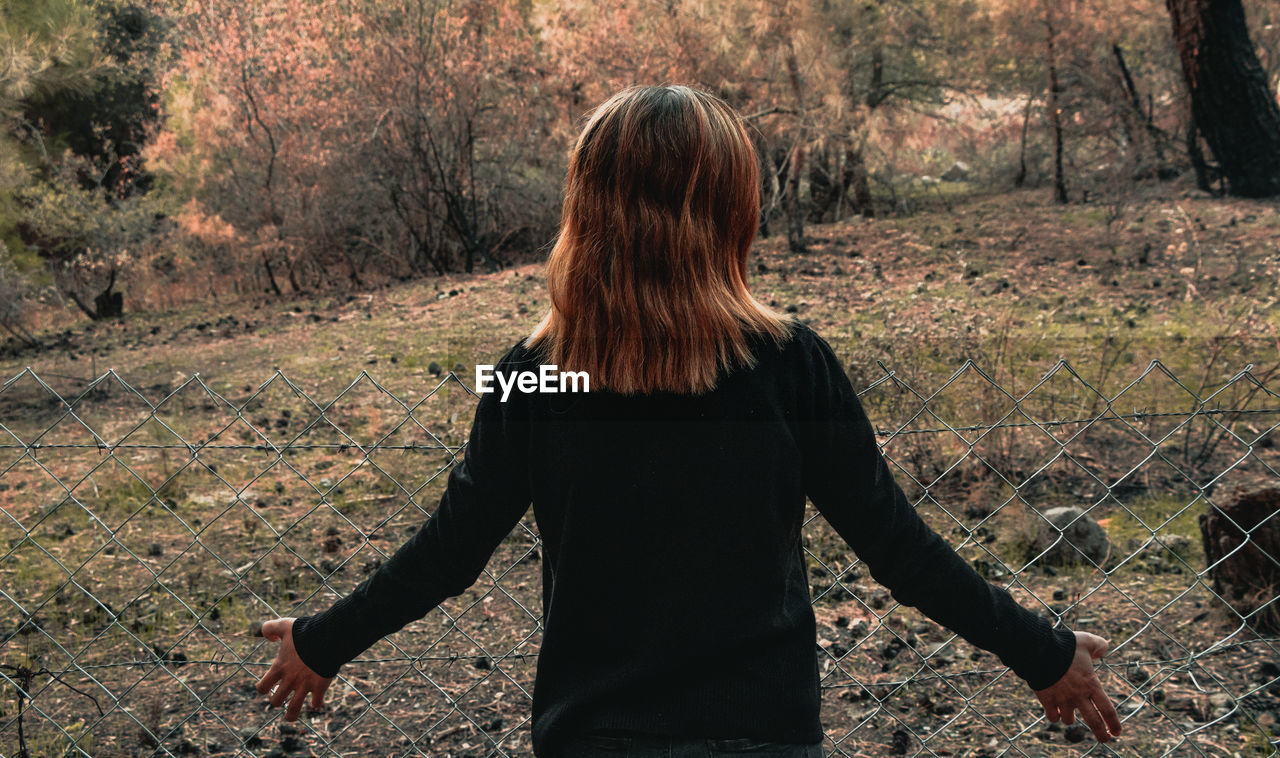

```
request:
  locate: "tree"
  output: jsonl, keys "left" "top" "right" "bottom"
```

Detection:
{"left": 363, "top": 0, "right": 552, "bottom": 275}
{"left": 0, "top": 0, "right": 109, "bottom": 256}
{"left": 17, "top": 153, "right": 172, "bottom": 319}
{"left": 1044, "top": 5, "right": 1068, "bottom": 203}
{"left": 1166, "top": 0, "right": 1280, "bottom": 197}
{"left": 0, "top": 0, "right": 160, "bottom": 323}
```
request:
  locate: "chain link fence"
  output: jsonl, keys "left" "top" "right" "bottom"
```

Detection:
{"left": 1, "top": 358, "right": 1278, "bottom": 757}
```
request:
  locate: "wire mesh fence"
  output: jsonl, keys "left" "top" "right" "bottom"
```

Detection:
{"left": 1, "top": 357, "right": 1278, "bottom": 757}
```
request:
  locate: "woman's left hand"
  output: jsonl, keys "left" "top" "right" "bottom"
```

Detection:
{"left": 1033, "top": 631, "right": 1122, "bottom": 742}
{"left": 255, "top": 618, "right": 333, "bottom": 721}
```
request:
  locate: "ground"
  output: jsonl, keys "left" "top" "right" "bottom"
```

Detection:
{"left": 1, "top": 182, "right": 1279, "bottom": 756}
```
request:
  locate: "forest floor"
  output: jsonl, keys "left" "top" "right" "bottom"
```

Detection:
{"left": 1, "top": 181, "right": 1280, "bottom": 757}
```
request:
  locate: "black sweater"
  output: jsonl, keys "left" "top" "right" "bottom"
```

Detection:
{"left": 290, "top": 321, "right": 1077, "bottom": 756}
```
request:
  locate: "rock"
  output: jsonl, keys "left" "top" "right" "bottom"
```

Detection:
{"left": 922, "top": 642, "right": 954, "bottom": 664}
{"left": 1255, "top": 661, "right": 1280, "bottom": 684}
{"left": 1029, "top": 507, "right": 1111, "bottom": 567}
{"left": 281, "top": 734, "right": 305, "bottom": 752}
{"left": 920, "top": 175, "right": 940, "bottom": 186}
{"left": 1163, "top": 533, "right": 1192, "bottom": 558}
{"left": 890, "top": 729, "right": 911, "bottom": 755}
{"left": 239, "top": 728, "right": 263, "bottom": 748}
{"left": 941, "top": 161, "right": 971, "bottom": 181}
{"left": 1209, "top": 693, "right": 1234, "bottom": 719}
{"left": 1063, "top": 724, "right": 1089, "bottom": 743}
{"left": 1169, "top": 694, "right": 1214, "bottom": 722}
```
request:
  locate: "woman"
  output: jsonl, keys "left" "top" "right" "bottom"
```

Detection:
{"left": 253, "top": 84, "right": 1122, "bottom": 756}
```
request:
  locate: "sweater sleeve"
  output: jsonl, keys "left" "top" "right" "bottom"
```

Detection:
{"left": 290, "top": 344, "right": 533, "bottom": 678}
{"left": 797, "top": 329, "right": 1076, "bottom": 691}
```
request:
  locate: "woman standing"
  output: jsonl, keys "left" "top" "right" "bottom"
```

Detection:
{"left": 253, "top": 84, "right": 1122, "bottom": 757}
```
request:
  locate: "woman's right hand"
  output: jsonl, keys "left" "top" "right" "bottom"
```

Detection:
{"left": 255, "top": 618, "right": 334, "bottom": 721}
{"left": 1033, "top": 631, "right": 1122, "bottom": 742}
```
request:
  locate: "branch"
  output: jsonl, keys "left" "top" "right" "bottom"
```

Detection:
{"left": 743, "top": 106, "right": 797, "bottom": 121}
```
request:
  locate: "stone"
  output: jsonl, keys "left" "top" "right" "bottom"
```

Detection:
{"left": 1209, "top": 693, "right": 1234, "bottom": 720}
{"left": 941, "top": 161, "right": 971, "bottom": 181}
{"left": 1163, "top": 533, "right": 1192, "bottom": 558}
{"left": 1029, "top": 507, "right": 1111, "bottom": 567}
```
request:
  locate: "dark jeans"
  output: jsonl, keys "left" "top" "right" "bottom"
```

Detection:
{"left": 553, "top": 731, "right": 826, "bottom": 757}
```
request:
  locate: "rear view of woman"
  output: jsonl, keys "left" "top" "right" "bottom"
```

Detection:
{"left": 253, "top": 84, "right": 1122, "bottom": 757}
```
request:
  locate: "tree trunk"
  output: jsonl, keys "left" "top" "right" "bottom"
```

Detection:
{"left": 1113, "top": 44, "right": 1145, "bottom": 123}
{"left": 1166, "top": 0, "right": 1280, "bottom": 197}
{"left": 784, "top": 47, "right": 808, "bottom": 254}
{"left": 93, "top": 283, "right": 123, "bottom": 319}
{"left": 755, "top": 132, "right": 782, "bottom": 239}
{"left": 1045, "top": 11, "right": 1068, "bottom": 204}
{"left": 1113, "top": 44, "right": 1167, "bottom": 167}
{"left": 784, "top": 140, "right": 807, "bottom": 253}
{"left": 1199, "top": 482, "right": 1280, "bottom": 633}
{"left": 261, "top": 250, "right": 282, "bottom": 297}
{"left": 1015, "top": 92, "right": 1033, "bottom": 188}
{"left": 807, "top": 146, "right": 832, "bottom": 223}
{"left": 1186, "top": 107, "right": 1213, "bottom": 192}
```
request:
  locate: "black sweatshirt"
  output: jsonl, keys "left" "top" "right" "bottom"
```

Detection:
{"left": 290, "top": 321, "right": 1077, "bottom": 756}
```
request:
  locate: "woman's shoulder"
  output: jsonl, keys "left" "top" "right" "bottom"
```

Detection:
{"left": 767, "top": 320, "right": 851, "bottom": 389}
{"left": 488, "top": 336, "right": 554, "bottom": 372}
{"left": 725, "top": 318, "right": 844, "bottom": 391}
{"left": 766, "top": 318, "right": 833, "bottom": 362}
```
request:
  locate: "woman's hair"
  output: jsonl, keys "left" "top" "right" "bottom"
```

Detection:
{"left": 527, "top": 84, "right": 794, "bottom": 395}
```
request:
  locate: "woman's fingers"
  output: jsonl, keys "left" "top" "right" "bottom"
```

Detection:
{"left": 1078, "top": 699, "right": 1109, "bottom": 742}
{"left": 1036, "top": 691, "right": 1060, "bottom": 722}
{"left": 253, "top": 617, "right": 329, "bottom": 720}
{"left": 260, "top": 618, "right": 288, "bottom": 642}
{"left": 310, "top": 679, "right": 331, "bottom": 710}
{"left": 269, "top": 675, "right": 297, "bottom": 709}
{"left": 276, "top": 677, "right": 329, "bottom": 720}
{"left": 1093, "top": 687, "right": 1123, "bottom": 737}
{"left": 285, "top": 682, "right": 308, "bottom": 721}
{"left": 255, "top": 663, "right": 282, "bottom": 696}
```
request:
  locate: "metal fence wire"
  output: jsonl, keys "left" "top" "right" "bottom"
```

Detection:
{"left": 1, "top": 358, "right": 1279, "bottom": 758}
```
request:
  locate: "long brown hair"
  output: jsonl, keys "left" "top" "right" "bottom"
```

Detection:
{"left": 527, "top": 84, "right": 794, "bottom": 395}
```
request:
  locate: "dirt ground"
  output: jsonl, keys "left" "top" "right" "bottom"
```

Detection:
{"left": 2, "top": 182, "right": 1279, "bottom": 756}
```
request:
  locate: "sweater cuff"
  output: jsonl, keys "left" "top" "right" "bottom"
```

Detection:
{"left": 1017, "top": 625, "right": 1077, "bottom": 691}
{"left": 291, "top": 612, "right": 346, "bottom": 678}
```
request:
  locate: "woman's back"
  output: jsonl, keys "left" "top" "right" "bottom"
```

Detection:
{"left": 519, "top": 319, "right": 821, "bottom": 753}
